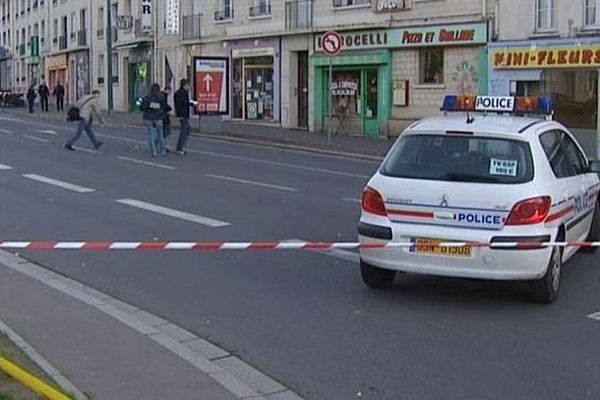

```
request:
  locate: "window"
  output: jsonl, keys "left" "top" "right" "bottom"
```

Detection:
{"left": 250, "top": 0, "right": 271, "bottom": 17}
{"left": 97, "top": 7, "right": 104, "bottom": 37}
{"left": 70, "top": 12, "right": 76, "bottom": 40}
{"left": 540, "top": 131, "right": 571, "bottom": 178}
{"left": 98, "top": 54, "right": 105, "bottom": 84}
{"left": 333, "top": 0, "right": 370, "bottom": 7}
{"left": 112, "top": 53, "right": 119, "bottom": 83}
{"left": 561, "top": 132, "right": 588, "bottom": 175}
{"left": 381, "top": 135, "right": 534, "bottom": 184}
{"left": 536, "top": 0, "right": 556, "bottom": 31}
{"left": 331, "top": 71, "right": 361, "bottom": 116}
{"left": 53, "top": 18, "right": 58, "bottom": 42}
{"left": 585, "top": 0, "right": 600, "bottom": 27}
{"left": 419, "top": 48, "right": 444, "bottom": 84}
{"left": 215, "top": 0, "right": 234, "bottom": 20}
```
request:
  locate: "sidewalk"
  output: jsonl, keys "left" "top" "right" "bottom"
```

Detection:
{"left": 0, "top": 106, "right": 394, "bottom": 159}
{"left": 0, "top": 251, "right": 299, "bottom": 400}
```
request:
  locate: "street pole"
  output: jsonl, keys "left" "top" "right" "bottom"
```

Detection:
{"left": 328, "top": 57, "right": 332, "bottom": 145}
{"left": 106, "top": 0, "right": 113, "bottom": 115}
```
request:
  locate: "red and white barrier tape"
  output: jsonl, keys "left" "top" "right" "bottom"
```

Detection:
{"left": 0, "top": 241, "right": 598, "bottom": 250}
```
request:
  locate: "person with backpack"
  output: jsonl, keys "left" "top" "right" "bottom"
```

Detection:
{"left": 53, "top": 81, "right": 65, "bottom": 112}
{"left": 38, "top": 81, "right": 50, "bottom": 112}
{"left": 174, "top": 79, "right": 197, "bottom": 155}
{"left": 26, "top": 85, "right": 36, "bottom": 113}
{"left": 64, "top": 90, "right": 103, "bottom": 151}
{"left": 140, "top": 83, "right": 168, "bottom": 157}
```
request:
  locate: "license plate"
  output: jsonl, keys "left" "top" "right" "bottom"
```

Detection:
{"left": 411, "top": 238, "right": 473, "bottom": 258}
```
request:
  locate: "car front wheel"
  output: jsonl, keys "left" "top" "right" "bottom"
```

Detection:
{"left": 360, "top": 260, "right": 397, "bottom": 289}
{"left": 529, "top": 246, "right": 562, "bottom": 304}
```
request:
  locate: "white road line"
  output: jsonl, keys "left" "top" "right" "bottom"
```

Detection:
{"left": 342, "top": 197, "right": 361, "bottom": 204}
{"left": 191, "top": 149, "right": 370, "bottom": 179}
{"left": 587, "top": 311, "right": 600, "bottom": 321}
{"left": 23, "top": 135, "right": 50, "bottom": 143}
{"left": 73, "top": 146, "right": 101, "bottom": 154}
{"left": 205, "top": 174, "right": 298, "bottom": 192}
{"left": 22, "top": 174, "right": 95, "bottom": 193}
{"left": 0, "top": 128, "right": 14, "bottom": 134}
{"left": 34, "top": 129, "right": 59, "bottom": 136}
{"left": 116, "top": 199, "right": 230, "bottom": 227}
{"left": 0, "top": 163, "right": 13, "bottom": 170}
{"left": 286, "top": 239, "right": 360, "bottom": 263}
{"left": 117, "top": 156, "right": 177, "bottom": 170}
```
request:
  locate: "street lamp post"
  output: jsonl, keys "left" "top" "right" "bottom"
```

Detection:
{"left": 106, "top": 0, "right": 113, "bottom": 114}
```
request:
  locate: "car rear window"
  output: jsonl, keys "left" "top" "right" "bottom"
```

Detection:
{"left": 381, "top": 134, "right": 534, "bottom": 184}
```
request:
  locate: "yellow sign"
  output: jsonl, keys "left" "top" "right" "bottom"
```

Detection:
{"left": 492, "top": 45, "right": 600, "bottom": 69}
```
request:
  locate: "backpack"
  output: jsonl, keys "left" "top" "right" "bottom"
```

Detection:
{"left": 66, "top": 96, "right": 94, "bottom": 122}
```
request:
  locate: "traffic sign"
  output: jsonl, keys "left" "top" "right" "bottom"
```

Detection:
{"left": 322, "top": 31, "right": 343, "bottom": 57}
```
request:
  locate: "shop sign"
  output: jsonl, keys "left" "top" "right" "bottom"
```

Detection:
{"left": 315, "top": 22, "right": 486, "bottom": 52}
{"left": 194, "top": 57, "right": 229, "bottom": 114}
{"left": 47, "top": 54, "right": 68, "bottom": 68}
{"left": 141, "top": 0, "right": 152, "bottom": 32}
{"left": 165, "top": 0, "right": 180, "bottom": 35}
{"left": 331, "top": 79, "right": 358, "bottom": 96}
{"left": 492, "top": 45, "right": 600, "bottom": 69}
{"left": 232, "top": 48, "right": 274, "bottom": 58}
{"left": 372, "top": 0, "right": 411, "bottom": 13}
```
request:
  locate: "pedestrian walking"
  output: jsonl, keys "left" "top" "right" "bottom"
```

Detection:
{"left": 26, "top": 85, "right": 36, "bottom": 113}
{"left": 38, "top": 81, "right": 50, "bottom": 112}
{"left": 53, "top": 81, "right": 65, "bottom": 112}
{"left": 174, "top": 79, "right": 197, "bottom": 156}
{"left": 64, "top": 90, "right": 104, "bottom": 151}
{"left": 162, "top": 86, "right": 173, "bottom": 152}
{"left": 140, "top": 83, "right": 168, "bottom": 157}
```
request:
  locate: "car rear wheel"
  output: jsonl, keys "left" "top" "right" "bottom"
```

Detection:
{"left": 581, "top": 202, "right": 599, "bottom": 253}
{"left": 529, "top": 246, "right": 562, "bottom": 304}
{"left": 360, "top": 260, "right": 397, "bottom": 289}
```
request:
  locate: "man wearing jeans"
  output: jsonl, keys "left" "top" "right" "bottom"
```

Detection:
{"left": 174, "top": 79, "right": 196, "bottom": 155}
{"left": 64, "top": 90, "right": 103, "bottom": 151}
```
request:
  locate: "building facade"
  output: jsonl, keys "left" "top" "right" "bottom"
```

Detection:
{"left": 157, "top": 0, "right": 495, "bottom": 136}
{"left": 489, "top": 0, "right": 600, "bottom": 156}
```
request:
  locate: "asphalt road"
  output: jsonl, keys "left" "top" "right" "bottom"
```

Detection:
{"left": 0, "top": 112, "right": 599, "bottom": 400}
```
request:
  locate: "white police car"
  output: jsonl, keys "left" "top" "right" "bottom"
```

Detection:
{"left": 358, "top": 95, "right": 600, "bottom": 303}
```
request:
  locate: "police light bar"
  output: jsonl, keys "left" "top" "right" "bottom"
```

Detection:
{"left": 442, "top": 95, "right": 553, "bottom": 116}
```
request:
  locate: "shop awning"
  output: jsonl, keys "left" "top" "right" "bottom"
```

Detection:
{"left": 114, "top": 39, "right": 151, "bottom": 50}
{"left": 310, "top": 50, "right": 391, "bottom": 67}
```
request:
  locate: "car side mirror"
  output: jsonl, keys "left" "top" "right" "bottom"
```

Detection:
{"left": 589, "top": 160, "right": 600, "bottom": 174}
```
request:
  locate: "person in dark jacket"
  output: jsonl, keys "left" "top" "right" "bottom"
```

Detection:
{"left": 38, "top": 81, "right": 50, "bottom": 112}
{"left": 162, "top": 86, "right": 172, "bottom": 151}
{"left": 140, "top": 83, "right": 168, "bottom": 157}
{"left": 173, "top": 79, "right": 197, "bottom": 155}
{"left": 53, "top": 82, "right": 65, "bottom": 111}
{"left": 26, "top": 85, "right": 36, "bottom": 113}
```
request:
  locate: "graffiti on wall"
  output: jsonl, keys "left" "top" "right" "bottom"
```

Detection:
{"left": 76, "top": 56, "right": 89, "bottom": 100}
{"left": 450, "top": 59, "right": 479, "bottom": 95}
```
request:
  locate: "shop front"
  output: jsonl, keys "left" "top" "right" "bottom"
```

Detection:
{"left": 125, "top": 45, "right": 153, "bottom": 111}
{"left": 229, "top": 40, "right": 280, "bottom": 122}
{"left": 489, "top": 38, "right": 600, "bottom": 156}
{"left": 312, "top": 22, "right": 488, "bottom": 136}
{"left": 47, "top": 54, "right": 68, "bottom": 101}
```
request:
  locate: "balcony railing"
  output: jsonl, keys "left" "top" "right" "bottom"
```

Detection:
{"left": 97, "top": 28, "right": 104, "bottom": 37}
{"left": 333, "top": 0, "right": 370, "bottom": 7}
{"left": 214, "top": 8, "right": 234, "bottom": 21}
{"left": 182, "top": 14, "right": 202, "bottom": 40}
{"left": 286, "top": 0, "right": 313, "bottom": 30}
{"left": 58, "top": 36, "right": 67, "bottom": 50}
{"left": 77, "top": 30, "right": 87, "bottom": 46}
{"left": 70, "top": 31, "right": 76, "bottom": 41}
{"left": 250, "top": 3, "right": 271, "bottom": 17}
{"left": 18, "top": 44, "right": 25, "bottom": 56}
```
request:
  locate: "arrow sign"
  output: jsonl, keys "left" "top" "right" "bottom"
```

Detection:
{"left": 203, "top": 74, "right": 214, "bottom": 92}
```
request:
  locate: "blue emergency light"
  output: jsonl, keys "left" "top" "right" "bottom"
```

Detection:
{"left": 442, "top": 95, "right": 553, "bottom": 116}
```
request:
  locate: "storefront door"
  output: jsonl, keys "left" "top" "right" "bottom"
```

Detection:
{"left": 363, "top": 69, "right": 379, "bottom": 135}
{"left": 232, "top": 56, "right": 274, "bottom": 121}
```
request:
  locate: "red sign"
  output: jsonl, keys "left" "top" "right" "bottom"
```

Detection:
{"left": 322, "top": 31, "right": 343, "bottom": 57}
{"left": 194, "top": 57, "right": 229, "bottom": 114}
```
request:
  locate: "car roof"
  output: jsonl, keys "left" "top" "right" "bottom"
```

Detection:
{"left": 406, "top": 114, "right": 550, "bottom": 137}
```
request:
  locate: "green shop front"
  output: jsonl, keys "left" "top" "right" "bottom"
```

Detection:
{"left": 312, "top": 23, "right": 488, "bottom": 136}
{"left": 312, "top": 50, "right": 392, "bottom": 136}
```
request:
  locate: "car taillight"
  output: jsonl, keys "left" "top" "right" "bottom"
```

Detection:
{"left": 362, "top": 187, "right": 387, "bottom": 216}
{"left": 505, "top": 196, "right": 551, "bottom": 226}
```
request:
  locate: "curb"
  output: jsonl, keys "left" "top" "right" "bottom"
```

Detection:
{"left": 0, "top": 250, "right": 304, "bottom": 400}
{"left": 0, "top": 318, "right": 87, "bottom": 400}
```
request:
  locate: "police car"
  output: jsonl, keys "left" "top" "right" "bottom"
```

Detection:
{"left": 358, "top": 95, "right": 600, "bottom": 303}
